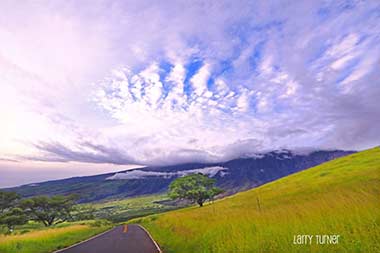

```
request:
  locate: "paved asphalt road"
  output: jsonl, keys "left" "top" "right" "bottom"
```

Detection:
{"left": 57, "top": 224, "right": 160, "bottom": 253}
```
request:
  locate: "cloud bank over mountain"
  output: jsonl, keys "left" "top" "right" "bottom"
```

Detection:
{"left": 106, "top": 166, "right": 228, "bottom": 180}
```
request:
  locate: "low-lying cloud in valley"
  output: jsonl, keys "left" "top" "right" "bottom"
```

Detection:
{"left": 106, "top": 166, "right": 228, "bottom": 180}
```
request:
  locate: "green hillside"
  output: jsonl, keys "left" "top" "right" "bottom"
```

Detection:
{"left": 135, "top": 147, "right": 380, "bottom": 253}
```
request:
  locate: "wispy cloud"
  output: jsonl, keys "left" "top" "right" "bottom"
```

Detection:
{"left": 28, "top": 141, "right": 138, "bottom": 165}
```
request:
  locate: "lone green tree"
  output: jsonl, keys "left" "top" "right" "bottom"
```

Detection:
{"left": 21, "top": 194, "right": 78, "bottom": 226}
{"left": 169, "top": 173, "right": 223, "bottom": 207}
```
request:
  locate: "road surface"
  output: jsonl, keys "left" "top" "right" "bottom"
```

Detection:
{"left": 56, "top": 224, "right": 161, "bottom": 253}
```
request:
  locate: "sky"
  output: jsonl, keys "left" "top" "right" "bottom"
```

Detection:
{"left": 0, "top": 0, "right": 379, "bottom": 187}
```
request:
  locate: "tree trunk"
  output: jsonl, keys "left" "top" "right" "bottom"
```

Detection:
{"left": 47, "top": 215, "right": 56, "bottom": 226}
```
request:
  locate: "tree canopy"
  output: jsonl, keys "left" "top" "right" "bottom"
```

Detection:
{"left": 21, "top": 194, "right": 78, "bottom": 227}
{"left": 168, "top": 173, "right": 223, "bottom": 207}
{"left": 0, "top": 191, "right": 27, "bottom": 231}
{"left": 0, "top": 207, "right": 27, "bottom": 231}
{"left": 0, "top": 191, "right": 20, "bottom": 214}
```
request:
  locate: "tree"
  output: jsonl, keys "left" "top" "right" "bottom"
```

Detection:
{"left": 169, "top": 173, "right": 223, "bottom": 207}
{"left": 21, "top": 195, "right": 78, "bottom": 227}
{"left": 0, "top": 208, "right": 27, "bottom": 231}
{"left": 0, "top": 191, "right": 20, "bottom": 214}
{"left": 0, "top": 191, "right": 26, "bottom": 232}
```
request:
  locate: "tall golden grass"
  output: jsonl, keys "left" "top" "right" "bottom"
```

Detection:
{"left": 0, "top": 223, "right": 111, "bottom": 253}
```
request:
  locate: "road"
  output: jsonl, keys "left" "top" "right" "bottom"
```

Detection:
{"left": 56, "top": 224, "right": 161, "bottom": 253}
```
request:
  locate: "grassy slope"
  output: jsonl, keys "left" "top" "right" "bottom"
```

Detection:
{"left": 0, "top": 221, "right": 111, "bottom": 253}
{"left": 136, "top": 147, "right": 380, "bottom": 253}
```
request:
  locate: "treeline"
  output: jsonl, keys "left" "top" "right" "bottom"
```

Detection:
{"left": 1, "top": 173, "right": 224, "bottom": 233}
{"left": 0, "top": 191, "right": 94, "bottom": 233}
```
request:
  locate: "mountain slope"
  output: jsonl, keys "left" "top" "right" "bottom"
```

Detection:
{"left": 136, "top": 147, "right": 380, "bottom": 253}
{"left": 6, "top": 150, "right": 352, "bottom": 202}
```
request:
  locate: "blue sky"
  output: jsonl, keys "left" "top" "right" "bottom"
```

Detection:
{"left": 0, "top": 0, "right": 379, "bottom": 187}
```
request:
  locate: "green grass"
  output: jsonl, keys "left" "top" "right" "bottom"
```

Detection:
{"left": 0, "top": 220, "right": 112, "bottom": 253}
{"left": 135, "top": 147, "right": 380, "bottom": 253}
{"left": 81, "top": 194, "right": 178, "bottom": 222}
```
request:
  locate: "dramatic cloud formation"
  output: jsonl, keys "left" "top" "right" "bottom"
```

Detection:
{"left": 0, "top": 0, "right": 379, "bottom": 186}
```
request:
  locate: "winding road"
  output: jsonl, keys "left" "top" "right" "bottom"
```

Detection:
{"left": 56, "top": 224, "right": 161, "bottom": 253}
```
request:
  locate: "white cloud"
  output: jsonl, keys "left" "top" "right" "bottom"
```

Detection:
{"left": 281, "top": 80, "right": 298, "bottom": 98}
{"left": 330, "top": 53, "right": 356, "bottom": 70}
{"left": 106, "top": 166, "right": 228, "bottom": 180}
{"left": 141, "top": 64, "right": 164, "bottom": 107}
{"left": 236, "top": 88, "right": 252, "bottom": 112}
{"left": 326, "top": 33, "right": 359, "bottom": 58}
{"left": 340, "top": 51, "right": 379, "bottom": 90}
{"left": 190, "top": 63, "right": 212, "bottom": 97}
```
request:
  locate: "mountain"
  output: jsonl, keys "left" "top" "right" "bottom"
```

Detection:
{"left": 5, "top": 149, "right": 353, "bottom": 202}
{"left": 135, "top": 147, "right": 380, "bottom": 253}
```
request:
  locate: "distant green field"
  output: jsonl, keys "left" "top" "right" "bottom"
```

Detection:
{"left": 81, "top": 194, "right": 178, "bottom": 222}
{"left": 135, "top": 147, "right": 380, "bottom": 253}
{"left": 0, "top": 220, "right": 111, "bottom": 253}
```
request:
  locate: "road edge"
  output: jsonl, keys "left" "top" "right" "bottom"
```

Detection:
{"left": 53, "top": 226, "right": 115, "bottom": 253}
{"left": 137, "top": 224, "right": 163, "bottom": 253}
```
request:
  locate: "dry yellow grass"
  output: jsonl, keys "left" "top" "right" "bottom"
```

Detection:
{"left": 0, "top": 225, "right": 87, "bottom": 243}
{"left": 0, "top": 223, "right": 111, "bottom": 253}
